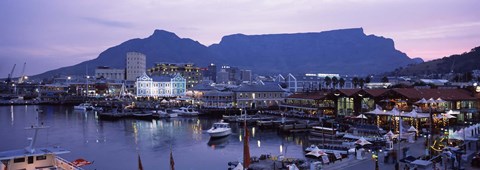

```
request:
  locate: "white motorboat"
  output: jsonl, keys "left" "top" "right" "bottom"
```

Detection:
{"left": 0, "top": 124, "right": 85, "bottom": 170}
{"left": 207, "top": 121, "right": 232, "bottom": 138}
{"left": 74, "top": 103, "right": 95, "bottom": 111}
{"left": 172, "top": 106, "right": 199, "bottom": 116}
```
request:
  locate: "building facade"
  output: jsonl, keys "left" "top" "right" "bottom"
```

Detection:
{"left": 148, "top": 63, "right": 202, "bottom": 88}
{"left": 233, "top": 83, "right": 286, "bottom": 109}
{"left": 126, "top": 52, "right": 146, "bottom": 81}
{"left": 135, "top": 72, "right": 186, "bottom": 98}
{"left": 95, "top": 66, "right": 125, "bottom": 81}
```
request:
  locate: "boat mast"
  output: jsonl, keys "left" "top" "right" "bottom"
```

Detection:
{"left": 24, "top": 109, "right": 48, "bottom": 154}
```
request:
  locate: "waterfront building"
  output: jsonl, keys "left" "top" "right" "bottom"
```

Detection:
{"left": 95, "top": 66, "right": 125, "bottom": 81}
{"left": 126, "top": 52, "right": 146, "bottom": 81}
{"left": 202, "top": 91, "right": 235, "bottom": 108}
{"left": 135, "top": 72, "right": 186, "bottom": 98}
{"left": 284, "top": 73, "right": 354, "bottom": 93}
{"left": 147, "top": 63, "right": 202, "bottom": 88}
{"left": 233, "top": 83, "right": 286, "bottom": 109}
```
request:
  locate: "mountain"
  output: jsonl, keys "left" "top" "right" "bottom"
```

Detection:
{"left": 210, "top": 28, "right": 417, "bottom": 75}
{"left": 389, "top": 46, "right": 480, "bottom": 76}
{"left": 34, "top": 30, "right": 214, "bottom": 78}
{"left": 33, "top": 28, "right": 419, "bottom": 79}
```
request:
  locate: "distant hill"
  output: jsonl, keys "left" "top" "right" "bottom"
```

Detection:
{"left": 389, "top": 46, "right": 480, "bottom": 76}
{"left": 32, "top": 28, "right": 420, "bottom": 79}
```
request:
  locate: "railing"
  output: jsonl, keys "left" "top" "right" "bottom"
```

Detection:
{"left": 55, "top": 156, "right": 84, "bottom": 170}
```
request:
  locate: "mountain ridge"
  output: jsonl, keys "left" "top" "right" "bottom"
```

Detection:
{"left": 32, "top": 28, "right": 419, "bottom": 79}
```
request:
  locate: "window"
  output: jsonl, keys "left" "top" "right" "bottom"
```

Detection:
{"left": 28, "top": 156, "right": 34, "bottom": 164}
{"left": 14, "top": 157, "right": 25, "bottom": 163}
{"left": 36, "top": 155, "right": 47, "bottom": 161}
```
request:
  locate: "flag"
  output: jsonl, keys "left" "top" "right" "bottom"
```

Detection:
{"left": 138, "top": 154, "right": 143, "bottom": 170}
{"left": 170, "top": 150, "right": 175, "bottom": 170}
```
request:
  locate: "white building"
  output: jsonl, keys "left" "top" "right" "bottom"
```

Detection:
{"left": 95, "top": 66, "right": 125, "bottom": 80}
{"left": 233, "top": 83, "right": 286, "bottom": 109}
{"left": 126, "top": 52, "right": 146, "bottom": 81}
{"left": 135, "top": 72, "right": 186, "bottom": 97}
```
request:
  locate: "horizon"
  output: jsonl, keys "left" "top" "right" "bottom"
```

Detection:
{"left": 1, "top": 0, "right": 479, "bottom": 78}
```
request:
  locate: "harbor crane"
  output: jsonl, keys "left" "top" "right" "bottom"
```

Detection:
{"left": 18, "top": 62, "right": 27, "bottom": 83}
{"left": 6, "top": 64, "right": 16, "bottom": 83}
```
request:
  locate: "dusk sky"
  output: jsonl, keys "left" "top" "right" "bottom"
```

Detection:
{"left": 1, "top": 0, "right": 479, "bottom": 78}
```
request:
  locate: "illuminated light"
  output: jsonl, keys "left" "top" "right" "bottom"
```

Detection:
{"left": 257, "top": 140, "right": 261, "bottom": 147}
{"left": 239, "top": 134, "right": 242, "bottom": 142}
{"left": 280, "top": 145, "right": 283, "bottom": 153}
{"left": 252, "top": 127, "right": 255, "bottom": 137}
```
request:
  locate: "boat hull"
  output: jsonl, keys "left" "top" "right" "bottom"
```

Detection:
{"left": 208, "top": 129, "right": 232, "bottom": 138}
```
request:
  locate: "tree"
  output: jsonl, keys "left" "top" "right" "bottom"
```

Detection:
{"left": 352, "top": 77, "right": 359, "bottom": 88}
{"left": 359, "top": 78, "right": 365, "bottom": 89}
{"left": 324, "top": 76, "right": 332, "bottom": 89}
{"left": 365, "top": 76, "right": 371, "bottom": 84}
{"left": 332, "top": 77, "right": 339, "bottom": 89}
{"left": 339, "top": 78, "right": 345, "bottom": 89}
{"left": 381, "top": 76, "right": 389, "bottom": 83}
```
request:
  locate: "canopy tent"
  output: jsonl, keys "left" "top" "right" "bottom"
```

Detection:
{"left": 446, "top": 110, "right": 460, "bottom": 115}
{"left": 287, "top": 164, "right": 300, "bottom": 170}
{"left": 306, "top": 147, "right": 327, "bottom": 157}
{"left": 436, "top": 113, "right": 456, "bottom": 119}
{"left": 415, "top": 98, "right": 427, "bottom": 104}
{"left": 356, "top": 114, "right": 368, "bottom": 119}
{"left": 355, "top": 137, "right": 372, "bottom": 146}
{"left": 407, "top": 126, "right": 418, "bottom": 133}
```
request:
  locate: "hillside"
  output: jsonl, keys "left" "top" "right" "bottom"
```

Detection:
{"left": 390, "top": 46, "right": 480, "bottom": 76}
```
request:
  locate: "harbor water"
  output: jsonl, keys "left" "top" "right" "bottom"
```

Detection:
{"left": 0, "top": 105, "right": 308, "bottom": 169}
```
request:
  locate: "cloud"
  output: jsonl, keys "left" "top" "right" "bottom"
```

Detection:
{"left": 81, "top": 17, "right": 134, "bottom": 29}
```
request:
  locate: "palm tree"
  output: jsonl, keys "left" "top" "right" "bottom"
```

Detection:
{"left": 324, "top": 76, "right": 332, "bottom": 89}
{"left": 339, "top": 78, "right": 345, "bottom": 89}
{"left": 332, "top": 77, "right": 339, "bottom": 89}
{"left": 381, "top": 76, "right": 389, "bottom": 83}
{"left": 352, "top": 77, "right": 359, "bottom": 88}
{"left": 365, "top": 76, "right": 371, "bottom": 84}
{"left": 359, "top": 78, "right": 365, "bottom": 89}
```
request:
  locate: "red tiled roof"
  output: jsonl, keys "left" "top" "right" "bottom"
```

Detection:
{"left": 286, "top": 92, "right": 328, "bottom": 100}
{"left": 337, "top": 89, "right": 361, "bottom": 97}
{"left": 363, "top": 89, "right": 388, "bottom": 97}
{"left": 392, "top": 88, "right": 476, "bottom": 101}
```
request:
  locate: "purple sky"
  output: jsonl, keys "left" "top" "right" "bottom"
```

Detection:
{"left": 1, "top": 0, "right": 479, "bottom": 78}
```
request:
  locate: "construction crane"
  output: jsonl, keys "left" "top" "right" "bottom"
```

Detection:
{"left": 6, "top": 64, "right": 16, "bottom": 83}
{"left": 18, "top": 62, "right": 26, "bottom": 83}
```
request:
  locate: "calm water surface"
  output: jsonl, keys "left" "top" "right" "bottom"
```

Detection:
{"left": 0, "top": 105, "right": 308, "bottom": 169}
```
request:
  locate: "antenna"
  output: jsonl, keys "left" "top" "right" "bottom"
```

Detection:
{"left": 24, "top": 109, "right": 49, "bottom": 154}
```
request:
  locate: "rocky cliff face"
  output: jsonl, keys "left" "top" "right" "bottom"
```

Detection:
{"left": 33, "top": 28, "right": 419, "bottom": 79}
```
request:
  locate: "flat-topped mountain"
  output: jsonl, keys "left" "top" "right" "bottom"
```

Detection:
{"left": 33, "top": 28, "right": 420, "bottom": 79}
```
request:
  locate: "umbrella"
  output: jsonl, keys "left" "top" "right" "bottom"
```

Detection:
{"left": 426, "top": 98, "right": 437, "bottom": 104}
{"left": 446, "top": 110, "right": 460, "bottom": 115}
{"left": 415, "top": 98, "right": 427, "bottom": 104}
{"left": 287, "top": 164, "right": 300, "bottom": 170}
{"left": 355, "top": 137, "right": 372, "bottom": 146}
{"left": 356, "top": 114, "right": 368, "bottom": 119}
{"left": 306, "top": 147, "right": 327, "bottom": 157}
{"left": 436, "top": 113, "right": 456, "bottom": 119}
{"left": 407, "top": 126, "right": 417, "bottom": 132}
{"left": 386, "top": 130, "right": 394, "bottom": 137}
{"left": 366, "top": 107, "right": 384, "bottom": 115}
{"left": 435, "top": 98, "right": 446, "bottom": 103}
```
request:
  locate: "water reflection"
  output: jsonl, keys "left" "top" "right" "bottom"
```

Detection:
{"left": 0, "top": 105, "right": 311, "bottom": 170}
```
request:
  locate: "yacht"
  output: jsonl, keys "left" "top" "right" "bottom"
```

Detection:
{"left": 207, "top": 121, "right": 232, "bottom": 138}
{"left": 73, "top": 103, "right": 95, "bottom": 111}
{"left": 172, "top": 107, "right": 199, "bottom": 116}
{"left": 0, "top": 125, "right": 84, "bottom": 170}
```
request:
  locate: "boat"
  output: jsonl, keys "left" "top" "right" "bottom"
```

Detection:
{"left": 310, "top": 126, "right": 345, "bottom": 138}
{"left": 132, "top": 111, "right": 153, "bottom": 120}
{"left": 74, "top": 103, "right": 95, "bottom": 111}
{"left": 0, "top": 122, "right": 85, "bottom": 170}
{"left": 207, "top": 121, "right": 232, "bottom": 138}
{"left": 172, "top": 106, "right": 199, "bottom": 116}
